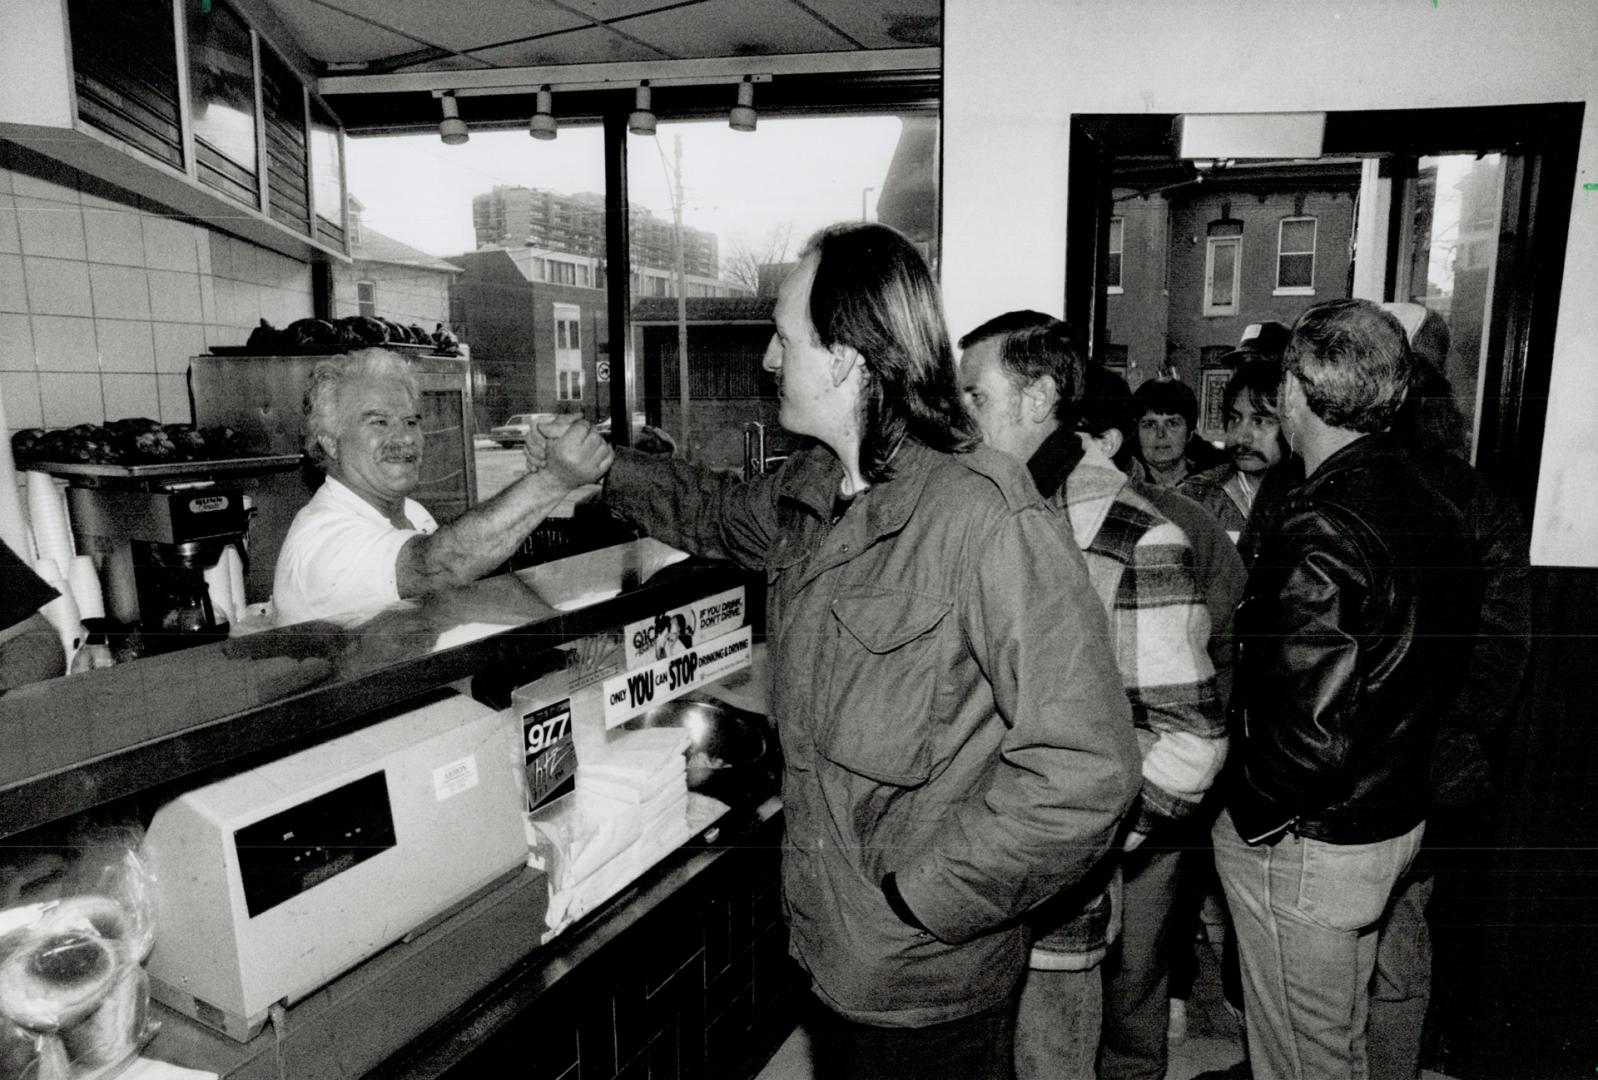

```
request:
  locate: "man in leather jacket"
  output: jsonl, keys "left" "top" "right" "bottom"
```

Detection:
{"left": 1211, "top": 299, "right": 1479, "bottom": 1080}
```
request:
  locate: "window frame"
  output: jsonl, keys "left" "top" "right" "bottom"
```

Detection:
{"left": 1274, "top": 215, "right": 1318, "bottom": 296}
{"left": 553, "top": 302, "right": 584, "bottom": 402}
{"left": 1106, "top": 216, "right": 1125, "bottom": 294}
{"left": 1203, "top": 236, "right": 1242, "bottom": 316}
{"left": 356, "top": 280, "right": 375, "bottom": 318}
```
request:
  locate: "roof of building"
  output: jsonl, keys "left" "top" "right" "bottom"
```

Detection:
{"left": 352, "top": 224, "right": 464, "bottom": 275}
{"left": 632, "top": 297, "right": 775, "bottom": 323}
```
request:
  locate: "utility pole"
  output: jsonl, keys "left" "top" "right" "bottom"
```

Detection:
{"left": 672, "top": 135, "right": 691, "bottom": 461}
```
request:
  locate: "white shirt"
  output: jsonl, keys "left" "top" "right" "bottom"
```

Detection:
{"left": 272, "top": 476, "right": 438, "bottom": 626}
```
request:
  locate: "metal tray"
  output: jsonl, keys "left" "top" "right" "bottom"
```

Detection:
{"left": 23, "top": 454, "right": 305, "bottom": 479}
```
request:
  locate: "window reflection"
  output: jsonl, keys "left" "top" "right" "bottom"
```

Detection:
{"left": 185, "top": 0, "right": 257, "bottom": 202}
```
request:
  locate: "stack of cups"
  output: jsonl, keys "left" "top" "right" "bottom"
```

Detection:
{"left": 202, "top": 556, "right": 236, "bottom": 627}
{"left": 25, "top": 472, "right": 75, "bottom": 575}
{"left": 68, "top": 555, "right": 106, "bottom": 620}
{"left": 33, "top": 557, "right": 84, "bottom": 667}
{"left": 224, "top": 544, "right": 247, "bottom": 616}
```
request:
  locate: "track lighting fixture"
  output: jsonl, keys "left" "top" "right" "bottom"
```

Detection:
{"left": 729, "top": 76, "right": 757, "bottom": 132}
{"left": 437, "top": 92, "right": 468, "bottom": 145}
{"left": 529, "top": 85, "right": 557, "bottom": 140}
{"left": 627, "top": 81, "right": 657, "bottom": 136}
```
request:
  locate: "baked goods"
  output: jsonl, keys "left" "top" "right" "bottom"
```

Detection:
{"left": 0, "top": 930, "right": 117, "bottom": 1033}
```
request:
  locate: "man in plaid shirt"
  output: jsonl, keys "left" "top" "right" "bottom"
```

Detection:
{"left": 960, "top": 311, "right": 1227, "bottom": 1080}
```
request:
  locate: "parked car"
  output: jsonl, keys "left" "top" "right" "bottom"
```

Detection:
{"left": 487, "top": 413, "right": 555, "bottom": 447}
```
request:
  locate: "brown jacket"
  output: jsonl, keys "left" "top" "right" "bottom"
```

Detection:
{"left": 605, "top": 440, "right": 1138, "bottom": 1026}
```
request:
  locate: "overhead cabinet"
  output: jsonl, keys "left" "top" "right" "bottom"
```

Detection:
{"left": 0, "top": 0, "right": 347, "bottom": 262}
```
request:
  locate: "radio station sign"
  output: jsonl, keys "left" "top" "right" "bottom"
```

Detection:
{"left": 622, "top": 586, "right": 745, "bottom": 670}
{"left": 603, "top": 625, "right": 753, "bottom": 729}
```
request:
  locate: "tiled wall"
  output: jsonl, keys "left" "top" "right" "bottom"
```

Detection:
{"left": 0, "top": 140, "right": 312, "bottom": 432}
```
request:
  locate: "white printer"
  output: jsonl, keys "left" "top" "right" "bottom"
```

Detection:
{"left": 143, "top": 691, "right": 527, "bottom": 1041}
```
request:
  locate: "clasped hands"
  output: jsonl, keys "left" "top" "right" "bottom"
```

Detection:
{"left": 524, "top": 415, "right": 613, "bottom": 488}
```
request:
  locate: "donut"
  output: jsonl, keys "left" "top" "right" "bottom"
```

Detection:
{"left": 0, "top": 931, "right": 117, "bottom": 1032}
{"left": 35, "top": 896, "right": 128, "bottom": 944}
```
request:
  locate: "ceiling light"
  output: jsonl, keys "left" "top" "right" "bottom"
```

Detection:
{"left": 528, "top": 85, "right": 556, "bottom": 141}
{"left": 627, "top": 81, "right": 656, "bottom": 137}
{"left": 438, "top": 92, "right": 468, "bottom": 145}
{"left": 728, "top": 76, "right": 757, "bottom": 133}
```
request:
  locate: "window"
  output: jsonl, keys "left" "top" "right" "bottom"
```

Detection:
{"left": 548, "top": 260, "right": 577, "bottom": 285}
{"left": 1204, "top": 237, "right": 1242, "bottom": 316}
{"left": 1276, "top": 217, "right": 1317, "bottom": 294}
{"left": 1106, "top": 217, "right": 1124, "bottom": 293}
{"left": 554, "top": 303, "right": 583, "bottom": 402}
{"left": 356, "top": 281, "right": 375, "bottom": 318}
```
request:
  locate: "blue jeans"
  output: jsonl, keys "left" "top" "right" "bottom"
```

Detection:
{"left": 1212, "top": 809, "right": 1423, "bottom": 1080}
{"left": 1015, "top": 966, "right": 1101, "bottom": 1080}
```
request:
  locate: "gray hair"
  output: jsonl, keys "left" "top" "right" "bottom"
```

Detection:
{"left": 1286, "top": 299, "right": 1412, "bottom": 434}
{"left": 303, "top": 348, "right": 419, "bottom": 461}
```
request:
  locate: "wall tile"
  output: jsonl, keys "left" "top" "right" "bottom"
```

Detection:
{"left": 156, "top": 374, "right": 191, "bottom": 424}
{"left": 0, "top": 161, "right": 11, "bottom": 194}
{"left": 142, "top": 215, "right": 200, "bottom": 273}
{"left": 0, "top": 195, "right": 19, "bottom": 256}
{"left": 15, "top": 196, "right": 86, "bottom": 261}
{"left": 216, "top": 277, "right": 258, "bottom": 328}
{"left": 11, "top": 165, "right": 79, "bottom": 205}
{"left": 0, "top": 254, "right": 25, "bottom": 313}
{"left": 260, "top": 287, "right": 310, "bottom": 326}
{"left": 147, "top": 269, "right": 202, "bottom": 323}
{"left": 0, "top": 312, "right": 34, "bottom": 372}
{"left": 199, "top": 276, "right": 217, "bottom": 324}
{"left": 77, "top": 174, "right": 139, "bottom": 214}
{"left": 23, "top": 258, "right": 93, "bottom": 317}
{"left": 32, "top": 315, "right": 99, "bottom": 372}
{"left": 227, "top": 237, "right": 258, "bottom": 284}
{"left": 101, "top": 373, "right": 162, "bottom": 421}
{"left": 97, "top": 318, "right": 157, "bottom": 373}
{"left": 38, "top": 372, "right": 103, "bottom": 427}
{"left": 196, "top": 230, "right": 213, "bottom": 277}
{"left": 82, "top": 208, "right": 146, "bottom": 267}
{"left": 87, "top": 263, "right": 150, "bottom": 321}
{"left": 208, "top": 233, "right": 232, "bottom": 280}
{"left": 153, "top": 321, "right": 205, "bottom": 375}
{"left": 0, "top": 371, "right": 44, "bottom": 429}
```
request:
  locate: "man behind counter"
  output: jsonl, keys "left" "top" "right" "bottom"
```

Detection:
{"left": 272, "top": 348, "right": 611, "bottom": 625}
{"left": 533, "top": 222, "right": 1140, "bottom": 1080}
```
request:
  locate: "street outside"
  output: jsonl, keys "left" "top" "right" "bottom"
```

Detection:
{"left": 473, "top": 438, "right": 527, "bottom": 500}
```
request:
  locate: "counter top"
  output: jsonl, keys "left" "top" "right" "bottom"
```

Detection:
{"left": 0, "top": 540, "right": 757, "bottom": 840}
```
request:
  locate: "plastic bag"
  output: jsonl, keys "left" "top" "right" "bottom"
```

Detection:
{"left": 0, "top": 826, "right": 158, "bottom": 1080}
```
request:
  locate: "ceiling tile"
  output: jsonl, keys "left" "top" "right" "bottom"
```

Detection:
{"left": 796, "top": 0, "right": 941, "bottom": 48}
{"left": 611, "top": 0, "right": 857, "bottom": 60}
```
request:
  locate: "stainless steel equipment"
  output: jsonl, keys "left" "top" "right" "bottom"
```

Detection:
{"left": 143, "top": 691, "right": 527, "bottom": 1042}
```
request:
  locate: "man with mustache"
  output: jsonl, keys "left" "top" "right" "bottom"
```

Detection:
{"left": 1180, "top": 353, "right": 1289, "bottom": 541}
{"left": 272, "top": 348, "right": 611, "bottom": 625}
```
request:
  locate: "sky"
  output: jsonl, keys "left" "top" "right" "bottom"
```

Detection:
{"left": 343, "top": 115, "right": 904, "bottom": 264}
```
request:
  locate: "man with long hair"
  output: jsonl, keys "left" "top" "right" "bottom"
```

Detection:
{"left": 536, "top": 223, "right": 1139, "bottom": 1079}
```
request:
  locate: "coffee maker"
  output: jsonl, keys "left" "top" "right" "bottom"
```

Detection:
{"left": 66, "top": 480, "right": 247, "bottom": 654}
{"left": 31, "top": 457, "right": 300, "bottom": 655}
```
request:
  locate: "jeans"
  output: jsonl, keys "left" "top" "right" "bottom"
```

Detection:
{"left": 1212, "top": 809, "right": 1423, "bottom": 1080}
{"left": 1099, "top": 844, "right": 1185, "bottom": 1080}
{"left": 807, "top": 991, "right": 1019, "bottom": 1080}
{"left": 1368, "top": 870, "right": 1435, "bottom": 1080}
{"left": 1016, "top": 967, "right": 1101, "bottom": 1080}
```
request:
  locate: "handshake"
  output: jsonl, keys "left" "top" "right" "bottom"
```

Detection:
{"left": 523, "top": 415, "right": 614, "bottom": 489}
